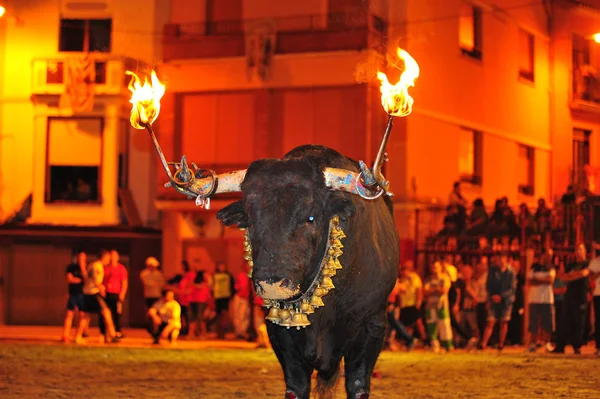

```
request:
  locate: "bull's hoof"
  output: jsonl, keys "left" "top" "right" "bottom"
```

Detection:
{"left": 355, "top": 391, "right": 369, "bottom": 399}
{"left": 285, "top": 391, "right": 298, "bottom": 399}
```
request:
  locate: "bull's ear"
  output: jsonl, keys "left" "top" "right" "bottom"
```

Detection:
{"left": 327, "top": 196, "right": 356, "bottom": 221}
{"left": 217, "top": 201, "right": 249, "bottom": 228}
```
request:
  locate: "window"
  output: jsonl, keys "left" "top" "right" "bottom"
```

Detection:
{"left": 459, "top": 2, "right": 482, "bottom": 59}
{"left": 59, "top": 19, "right": 112, "bottom": 52}
{"left": 518, "top": 144, "right": 535, "bottom": 195}
{"left": 46, "top": 117, "right": 103, "bottom": 203}
{"left": 458, "top": 128, "right": 483, "bottom": 185}
{"left": 572, "top": 34, "right": 598, "bottom": 103}
{"left": 518, "top": 29, "right": 534, "bottom": 81}
{"left": 573, "top": 128, "right": 591, "bottom": 191}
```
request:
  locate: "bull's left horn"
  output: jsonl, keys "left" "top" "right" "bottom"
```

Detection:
{"left": 323, "top": 167, "right": 383, "bottom": 199}
{"left": 166, "top": 155, "right": 246, "bottom": 198}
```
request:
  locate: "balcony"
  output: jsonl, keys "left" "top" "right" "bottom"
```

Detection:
{"left": 31, "top": 55, "right": 151, "bottom": 97}
{"left": 162, "top": 12, "right": 387, "bottom": 61}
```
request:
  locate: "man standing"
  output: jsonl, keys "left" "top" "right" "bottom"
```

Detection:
{"left": 479, "top": 253, "right": 515, "bottom": 351}
{"left": 589, "top": 244, "right": 600, "bottom": 356}
{"left": 140, "top": 256, "right": 165, "bottom": 309}
{"left": 100, "top": 249, "right": 128, "bottom": 339}
{"left": 62, "top": 251, "right": 86, "bottom": 343}
{"left": 527, "top": 248, "right": 555, "bottom": 352}
{"left": 75, "top": 249, "right": 117, "bottom": 343}
{"left": 552, "top": 243, "right": 590, "bottom": 354}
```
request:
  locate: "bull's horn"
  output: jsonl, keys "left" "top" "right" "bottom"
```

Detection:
{"left": 166, "top": 156, "right": 246, "bottom": 198}
{"left": 323, "top": 167, "right": 383, "bottom": 199}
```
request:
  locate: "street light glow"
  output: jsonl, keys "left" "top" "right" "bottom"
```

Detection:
{"left": 594, "top": 33, "right": 600, "bottom": 43}
{"left": 0, "top": 6, "right": 6, "bottom": 18}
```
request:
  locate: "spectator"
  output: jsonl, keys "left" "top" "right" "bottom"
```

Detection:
{"left": 526, "top": 248, "right": 556, "bottom": 352}
{"left": 440, "top": 205, "right": 461, "bottom": 236}
{"left": 479, "top": 253, "right": 515, "bottom": 351}
{"left": 474, "top": 257, "right": 489, "bottom": 336}
{"left": 518, "top": 203, "right": 535, "bottom": 237}
{"left": 508, "top": 257, "right": 524, "bottom": 345}
{"left": 232, "top": 263, "right": 251, "bottom": 340}
{"left": 424, "top": 261, "right": 453, "bottom": 352}
{"left": 140, "top": 256, "right": 165, "bottom": 309}
{"left": 466, "top": 199, "right": 488, "bottom": 237}
{"left": 551, "top": 243, "right": 590, "bottom": 355}
{"left": 189, "top": 266, "right": 212, "bottom": 339}
{"left": 534, "top": 198, "right": 552, "bottom": 237}
{"left": 586, "top": 245, "right": 600, "bottom": 356}
{"left": 75, "top": 250, "right": 117, "bottom": 344}
{"left": 167, "top": 260, "right": 195, "bottom": 337}
{"left": 442, "top": 255, "right": 470, "bottom": 346}
{"left": 212, "top": 261, "right": 236, "bottom": 339}
{"left": 148, "top": 289, "right": 181, "bottom": 345}
{"left": 551, "top": 256, "right": 567, "bottom": 345}
{"left": 386, "top": 277, "right": 416, "bottom": 351}
{"left": 448, "top": 181, "right": 468, "bottom": 209}
{"left": 398, "top": 260, "right": 426, "bottom": 341}
{"left": 458, "top": 264, "right": 479, "bottom": 350}
{"left": 62, "top": 251, "right": 86, "bottom": 343}
{"left": 100, "top": 249, "right": 128, "bottom": 339}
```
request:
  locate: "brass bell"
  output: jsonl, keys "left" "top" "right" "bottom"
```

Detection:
{"left": 239, "top": 228, "right": 246, "bottom": 232}
{"left": 310, "top": 295, "right": 324, "bottom": 308}
{"left": 279, "top": 308, "right": 292, "bottom": 322}
{"left": 262, "top": 299, "right": 273, "bottom": 308}
{"left": 337, "top": 228, "right": 346, "bottom": 239}
{"left": 243, "top": 253, "right": 252, "bottom": 261}
{"left": 332, "top": 248, "right": 343, "bottom": 258}
{"left": 331, "top": 216, "right": 340, "bottom": 224}
{"left": 328, "top": 248, "right": 335, "bottom": 257}
{"left": 322, "top": 267, "right": 336, "bottom": 277}
{"left": 327, "top": 258, "right": 336, "bottom": 269}
{"left": 279, "top": 310, "right": 293, "bottom": 327}
{"left": 333, "top": 258, "right": 342, "bottom": 269}
{"left": 331, "top": 239, "right": 343, "bottom": 249}
{"left": 265, "top": 306, "right": 280, "bottom": 322}
{"left": 248, "top": 260, "right": 254, "bottom": 267}
{"left": 290, "top": 312, "right": 311, "bottom": 330}
{"left": 300, "top": 300, "right": 314, "bottom": 314}
{"left": 314, "top": 287, "right": 325, "bottom": 297}
{"left": 246, "top": 269, "right": 253, "bottom": 278}
{"left": 320, "top": 276, "right": 335, "bottom": 290}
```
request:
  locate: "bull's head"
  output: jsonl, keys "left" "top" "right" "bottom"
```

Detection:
{"left": 216, "top": 158, "right": 356, "bottom": 300}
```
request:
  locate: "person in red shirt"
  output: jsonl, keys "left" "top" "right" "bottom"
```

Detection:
{"left": 99, "top": 249, "right": 128, "bottom": 339}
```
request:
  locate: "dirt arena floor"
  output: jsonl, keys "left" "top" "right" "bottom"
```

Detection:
{"left": 0, "top": 343, "right": 599, "bottom": 399}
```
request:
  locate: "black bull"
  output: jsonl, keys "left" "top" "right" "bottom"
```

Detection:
{"left": 217, "top": 145, "right": 399, "bottom": 399}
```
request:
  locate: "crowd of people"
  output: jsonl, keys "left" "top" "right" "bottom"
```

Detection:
{"left": 61, "top": 251, "right": 270, "bottom": 347}
{"left": 387, "top": 229, "right": 600, "bottom": 354}
{"left": 384, "top": 182, "right": 600, "bottom": 354}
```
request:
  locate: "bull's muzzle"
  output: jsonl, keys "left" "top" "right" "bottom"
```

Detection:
{"left": 255, "top": 278, "right": 300, "bottom": 300}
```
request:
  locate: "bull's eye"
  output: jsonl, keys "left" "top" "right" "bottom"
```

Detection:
{"left": 307, "top": 216, "right": 315, "bottom": 223}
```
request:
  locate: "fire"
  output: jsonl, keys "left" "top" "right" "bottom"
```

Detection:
{"left": 126, "top": 70, "right": 166, "bottom": 129}
{"left": 377, "top": 48, "right": 420, "bottom": 117}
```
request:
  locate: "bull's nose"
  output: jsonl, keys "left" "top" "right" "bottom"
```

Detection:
{"left": 255, "top": 277, "right": 299, "bottom": 300}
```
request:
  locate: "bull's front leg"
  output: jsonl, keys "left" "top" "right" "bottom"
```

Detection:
{"left": 342, "top": 313, "right": 387, "bottom": 399}
{"left": 268, "top": 326, "right": 313, "bottom": 399}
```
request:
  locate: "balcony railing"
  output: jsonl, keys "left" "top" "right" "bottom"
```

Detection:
{"left": 572, "top": 66, "right": 600, "bottom": 108}
{"left": 31, "top": 54, "right": 151, "bottom": 97}
{"left": 163, "top": 12, "right": 387, "bottom": 61}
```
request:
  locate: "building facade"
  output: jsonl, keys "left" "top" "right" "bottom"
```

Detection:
{"left": 0, "top": 0, "right": 167, "bottom": 325}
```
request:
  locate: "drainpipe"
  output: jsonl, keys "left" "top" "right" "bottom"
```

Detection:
{"left": 544, "top": 0, "right": 556, "bottom": 204}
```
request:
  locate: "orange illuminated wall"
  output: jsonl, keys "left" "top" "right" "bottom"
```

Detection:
{"left": 172, "top": 85, "right": 368, "bottom": 174}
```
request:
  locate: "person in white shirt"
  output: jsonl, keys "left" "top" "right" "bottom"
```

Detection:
{"left": 588, "top": 244, "right": 600, "bottom": 356}
{"left": 148, "top": 289, "right": 182, "bottom": 345}
{"left": 527, "top": 248, "right": 556, "bottom": 352}
{"left": 74, "top": 249, "right": 117, "bottom": 344}
{"left": 140, "top": 256, "right": 165, "bottom": 309}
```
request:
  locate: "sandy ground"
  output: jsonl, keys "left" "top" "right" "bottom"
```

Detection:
{"left": 0, "top": 343, "right": 599, "bottom": 399}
